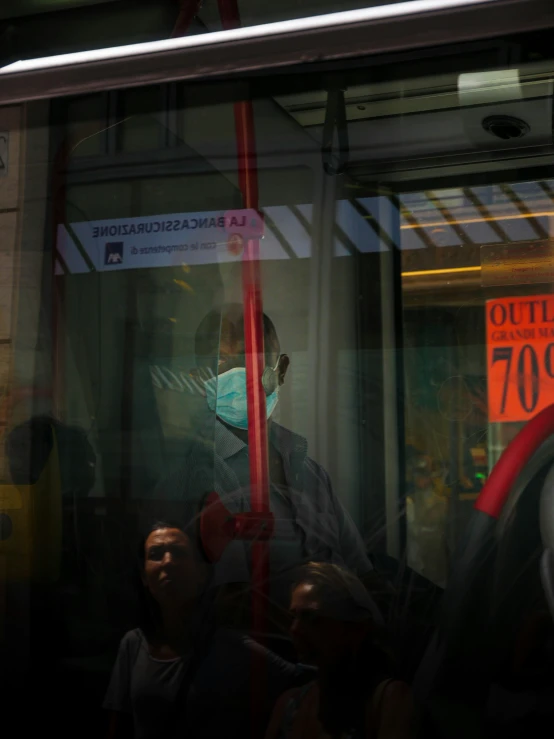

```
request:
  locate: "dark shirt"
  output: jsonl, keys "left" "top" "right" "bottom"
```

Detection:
{"left": 157, "top": 420, "right": 372, "bottom": 605}
{"left": 104, "top": 627, "right": 312, "bottom": 739}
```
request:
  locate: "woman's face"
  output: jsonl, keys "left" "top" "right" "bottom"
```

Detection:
{"left": 289, "top": 583, "right": 361, "bottom": 667}
{"left": 143, "top": 528, "right": 204, "bottom": 608}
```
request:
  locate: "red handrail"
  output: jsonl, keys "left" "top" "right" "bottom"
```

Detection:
{"left": 217, "top": 2, "right": 271, "bottom": 735}
{"left": 171, "top": 0, "right": 203, "bottom": 37}
{"left": 475, "top": 403, "right": 554, "bottom": 519}
{"left": 217, "top": 0, "right": 270, "bottom": 634}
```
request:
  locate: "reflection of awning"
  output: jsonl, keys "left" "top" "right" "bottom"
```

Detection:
{"left": 398, "top": 180, "right": 554, "bottom": 250}
{"left": 55, "top": 179, "right": 554, "bottom": 273}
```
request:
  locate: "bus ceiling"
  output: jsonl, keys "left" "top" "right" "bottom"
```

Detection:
{"left": 0, "top": 0, "right": 554, "bottom": 106}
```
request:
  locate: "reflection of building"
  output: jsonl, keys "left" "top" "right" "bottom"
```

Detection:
{"left": 47, "top": 89, "right": 554, "bottom": 572}
{"left": 1, "top": 6, "right": 554, "bottom": 738}
{"left": 1, "top": 1, "right": 553, "bottom": 601}
{"left": 401, "top": 182, "right": 554, "bottom": 575}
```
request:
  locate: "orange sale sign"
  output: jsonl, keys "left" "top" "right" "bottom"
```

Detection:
{"left": 487, "top": 294, "right": 554, "bottom": 423}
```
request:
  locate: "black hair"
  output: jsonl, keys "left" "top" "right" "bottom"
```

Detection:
{"left": 293, "top": 562, "right": 381, "bottom": 622}
{"left": 137, "top": 518, "right": 206, "bottom": 567}
{"left": 294, "top": 563, "right": 395, "bottom": 738}
{"left": 135, "top": 516, "right": 212, "bottom": 642}
{"left": 194, "top": 303, "right": 280, "bottom": 365}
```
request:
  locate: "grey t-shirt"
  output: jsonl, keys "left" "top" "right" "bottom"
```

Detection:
{"left": 104, "top": 627, "right": 312, "bottom": 739}
{"left": 104, "top": 629, "right": 191, "bottom": 739}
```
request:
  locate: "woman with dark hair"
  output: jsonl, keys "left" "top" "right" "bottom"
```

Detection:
{"left": 104, "top": 518, "right": 311, "bottom": 739}
{"left": 266, "top": 563, "right": 413, "bottom": 739}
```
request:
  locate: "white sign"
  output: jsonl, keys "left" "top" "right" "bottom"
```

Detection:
{"left": 57, "top": 209, "right": 288, "bottom": 274}
{"left": 55, "top": 200, "right": 391, "bottom": 275}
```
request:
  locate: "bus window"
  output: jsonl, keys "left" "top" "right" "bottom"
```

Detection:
{"left": 1, "top": 15, "right": 554, "bottom": 738}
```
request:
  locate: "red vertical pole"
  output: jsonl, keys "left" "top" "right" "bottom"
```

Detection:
{"left": 51, "top": 140, "right": 71, "bottom": 418}
{"left": 217, "top": 1, "right": 270, "bottom": 734}
{"left": 233, "top": 100, "right": 270, "bottom": 632}
{"left": 171, "top": 0, "right": 203, "bottom": 37}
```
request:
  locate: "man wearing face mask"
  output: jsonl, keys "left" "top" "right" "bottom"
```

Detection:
{"left": 158, "top": 303, "right": 372, "bottom": 622}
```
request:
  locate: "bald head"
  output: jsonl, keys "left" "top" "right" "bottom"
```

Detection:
{"left": 195, "top": 303, "right": 281, "bottom": 371}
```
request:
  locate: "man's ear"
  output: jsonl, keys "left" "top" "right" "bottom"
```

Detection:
{"left": 278, "top": 354, "right": 290, "bottom": 385}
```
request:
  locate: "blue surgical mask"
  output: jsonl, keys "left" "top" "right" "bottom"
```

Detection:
{"left": 204, "top": 367, "right": 279, "bottom": 430}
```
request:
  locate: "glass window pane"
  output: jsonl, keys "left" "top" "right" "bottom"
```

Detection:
{"left": 3, "top": 26, "right": 554, "bottom": 737}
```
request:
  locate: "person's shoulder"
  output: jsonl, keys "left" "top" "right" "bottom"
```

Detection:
{"left": 304, "top": 454, "right": 329, "bottom": 476}
{"left": 271, "top": 423, "right": 307, "bottom": 456}
{"left": 118, "top": 628, "right": 144, "bottom": 652}
{"left": 379, "top": 679, "right": 413, "bottom": 709}
{"left": 271, "top": 422, "right": 330, "bottom": 475}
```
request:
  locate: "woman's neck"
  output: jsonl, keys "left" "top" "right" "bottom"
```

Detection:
{"left": 159, "top": 601, "right": 197, "bottom": 652}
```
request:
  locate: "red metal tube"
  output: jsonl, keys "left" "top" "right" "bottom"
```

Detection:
{"left": 217, "top": 0, "right": 242, "bottom": 30}
{"left": 171, "top": 0, "right": 203, "bottom": 38}
{"left": 475, "top": 403, "right": 554, "bottom": 519}
{"left": 217, "top": 0, "right": 270, "bottom": 629}
{"left": 217, "top": 2, "right": 270, "bottom": 735}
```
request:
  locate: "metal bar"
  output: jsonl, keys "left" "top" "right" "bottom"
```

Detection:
{"left": 333, "top": 225, "right": 360, "bottom": 256}
{"left": 0, "top": 0, "right": 552, "bottom": 105}
{"left": 538, "top": 179, "right": 554, "bottom": 202}
{"left": 54, "top": 251, "right": 70, "bottom": 275}
{"left": 399, "top": 206, "right": 437, "bottom": 250}
{"left": 64, "top": 222, "right": 96, "bottom": 272}
{"left": 378, "top": 194, "right": 402, "bottom": 559}
{"left": 216, "top": 3, "right": 269, "bottom": 737}
{"left": 290, "top": 203, "right": 359, "bottom": 256}
{"left": 262, "top": 212, "right": 298, "bottom": 259}
{"left": 288, "top": 204, "right": 312, "bottom": 235}
{"left": 349, "top": 197, "right": 398, "bottom": 251}
{"left": 424, "top": 190, "right": 474, "bottom": 246}
{"left": 499, "top": 182, "right": 549, "bottom": 241}
{"left": 462, "top": 187, "right": 511, "bottom": 243}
